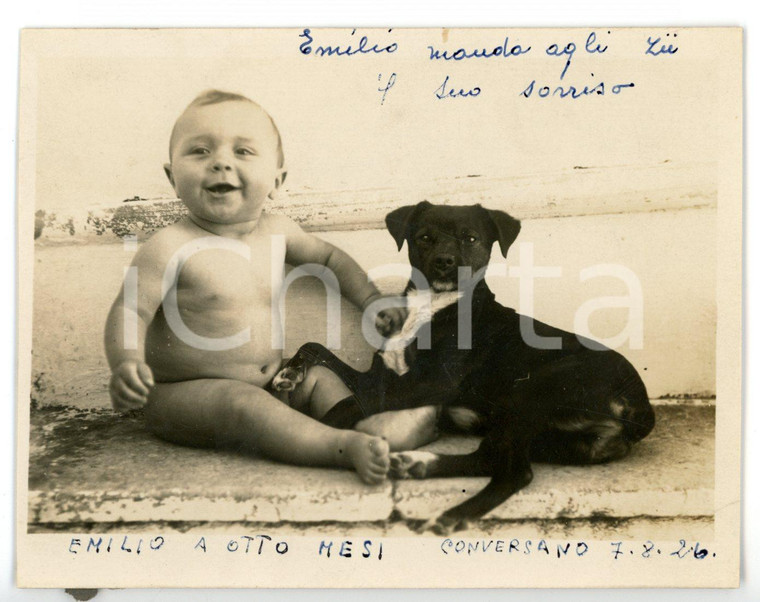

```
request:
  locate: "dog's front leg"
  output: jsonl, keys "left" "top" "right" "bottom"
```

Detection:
{"left": 391, "top": 429, "right": 534, "bottom": 535}
{"left": 427, "top": 455, "right": 533, "bottom": 536}
{"left": 423, "top": 463, "right": 534, "bottom": 535}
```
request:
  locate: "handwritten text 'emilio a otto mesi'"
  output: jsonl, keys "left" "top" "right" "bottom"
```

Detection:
{"left": 297, "top": 29, "right": 679, "bottom": 103}
{"left": 67, "top": 535, "right": 716, "bottom": 563}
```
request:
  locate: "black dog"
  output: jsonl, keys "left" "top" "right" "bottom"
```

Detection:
{"left": 276, "top": 202, "right": 655, "bottom": 534}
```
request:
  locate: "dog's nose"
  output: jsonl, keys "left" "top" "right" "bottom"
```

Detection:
{"left": 434, "top": 254, "right": 456, "bottom": 271}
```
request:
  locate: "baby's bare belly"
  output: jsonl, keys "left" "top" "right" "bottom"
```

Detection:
{"left": 145, "top": 304, "right": 283, "bottom": 387}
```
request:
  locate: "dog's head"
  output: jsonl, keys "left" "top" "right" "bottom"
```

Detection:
{"left": 385, "top": 201, "right": 521, "bottom": 293}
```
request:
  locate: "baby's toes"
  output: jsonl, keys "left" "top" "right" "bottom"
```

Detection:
{"left": 370, "top": 437, "right": 390, "bottom": 459}
{"left": 351, "top": 436, "right": 391, "bottom": 484}
{"left": 362, "top": 469, "right": 386, "bottom": 485}
{"left": 369, "top": 438, "right": 390, "bottom": 472}
{"left": 363, "top": 460, "right": 388, "bottom": 484}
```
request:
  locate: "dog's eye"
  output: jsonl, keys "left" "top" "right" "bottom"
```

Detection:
{"left": 418, "top": 234, "right": 432, "bottom": 243}
{"left": 463, "top": 235, "right": 478, "bottom": 244}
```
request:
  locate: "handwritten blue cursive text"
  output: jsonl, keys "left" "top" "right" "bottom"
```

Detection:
{"left": 427, "top": 36, "right": 531, "bottom": 61}
{"left": 521, "top": 79, "right": 635, "bottom": 99}
{"left": 435, "top": 75, "right": 481, "bottom": 99}
{"left": 646, "top": 33, "right": 679, "bottom": 56}
{"left": 299, "top": 28, "right": 398, "bottom": 57}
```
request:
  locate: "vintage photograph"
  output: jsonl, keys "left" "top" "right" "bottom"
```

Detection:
{"left": 16, "top": 27, "right": 741, "bottom": 588}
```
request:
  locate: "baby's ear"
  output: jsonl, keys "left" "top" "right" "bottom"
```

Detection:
{"left": 163, "top": 164, "right": 175, "bottom": 188}
{"left": 268, "top": 168, "right": 288, "bottom": 200}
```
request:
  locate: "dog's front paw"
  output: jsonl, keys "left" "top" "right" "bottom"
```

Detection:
{"left": 271, "top": 366, "right": 305, "bottom": 392}
{"left": 271, "top": 369, "right": 295, "bottom": 392}
{"left": 389, "top": 451, "right": 438, "bottom": 479}
{"left": 415, "top": 515, "right": 471, "bottom": 536}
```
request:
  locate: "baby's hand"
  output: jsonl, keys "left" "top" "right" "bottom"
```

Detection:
{"left": 109, "top": 360, "right": 155, "bottom": 412}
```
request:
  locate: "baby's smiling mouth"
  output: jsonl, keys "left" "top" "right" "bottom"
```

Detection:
{"left": 205, "top": 183, "right": 239, "bottom": 195}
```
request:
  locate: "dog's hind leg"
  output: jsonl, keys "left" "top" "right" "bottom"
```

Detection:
{"left": 530, "top": 362, "right": 655, "bottom": 466}
{"left": 529, "top": 418, "right": 633, "bottom": 465}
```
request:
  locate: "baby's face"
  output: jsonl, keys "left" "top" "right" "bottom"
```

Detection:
{"left": 166, "top": 101, "right": 283, "bottom": 227}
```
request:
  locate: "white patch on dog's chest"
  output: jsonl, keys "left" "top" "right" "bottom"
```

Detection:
{"left": 380, "top": 289, "right": 462, "bottom": 375}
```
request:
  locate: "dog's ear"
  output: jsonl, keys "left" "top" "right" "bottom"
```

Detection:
{"left": 385, "top": 201, "right": 432, "bottom": 251}
{"left": 485, "top": 208, "right": 521, "bottom": 257}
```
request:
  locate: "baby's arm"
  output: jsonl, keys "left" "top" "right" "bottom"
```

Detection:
{"left": 104, "top": 233, "right": 169, "bottom": 411}
{"left": 277, "top": 215, "right": 406, "bottom": 334}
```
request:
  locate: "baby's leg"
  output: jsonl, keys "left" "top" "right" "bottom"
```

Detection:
{"left": 289, "top": 365, "right": 354, "bottom": 419}
{"left": 145, "top": 379, "right": 389, "bottom": 484}
{"left": 355, "top": 407, "right": 440, "bottom": 451}
{"left": 290, "top": 367, "right": 441, "bottom": 451}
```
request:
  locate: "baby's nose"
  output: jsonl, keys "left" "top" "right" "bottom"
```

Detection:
{"left": 211, "top": 152, "right": 234, "bottom": 171}
{"left": 212, "top": 159, "right": 233, "bottom": 172}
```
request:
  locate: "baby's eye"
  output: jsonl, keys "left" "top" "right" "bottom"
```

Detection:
{"left": 189, "top": 146, "right": 210, "bottom": 155}
{"left": 236, "top": 147, "right": 257, "bottom": 156}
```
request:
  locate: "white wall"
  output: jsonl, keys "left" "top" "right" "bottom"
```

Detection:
{"left": 31, "top": 206, "right": 715, "bottom": 408}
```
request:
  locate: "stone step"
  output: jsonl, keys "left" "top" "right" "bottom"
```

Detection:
{"left": 27, "top": 404, "right": 714, "bottom": 531}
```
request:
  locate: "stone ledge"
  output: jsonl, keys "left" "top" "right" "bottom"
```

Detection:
{"left": 393, "top": 405, "right": 713, "bottom": 521}
{"left": 33, "top": 160, "right": 716, "bottom": 242}
{"left": 27, "top": 517, "right": 716, "bottom": 541}
{"left": 27, "top": 404, "right": 714, "bottom": 530}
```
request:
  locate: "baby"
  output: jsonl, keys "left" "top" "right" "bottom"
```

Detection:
{"left": 104, "top": 90, "right": 406, "bottom": 484}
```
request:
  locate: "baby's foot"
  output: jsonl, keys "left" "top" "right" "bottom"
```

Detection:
{"left": 343, "top": 433, "right": 390, "bottom": 485}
